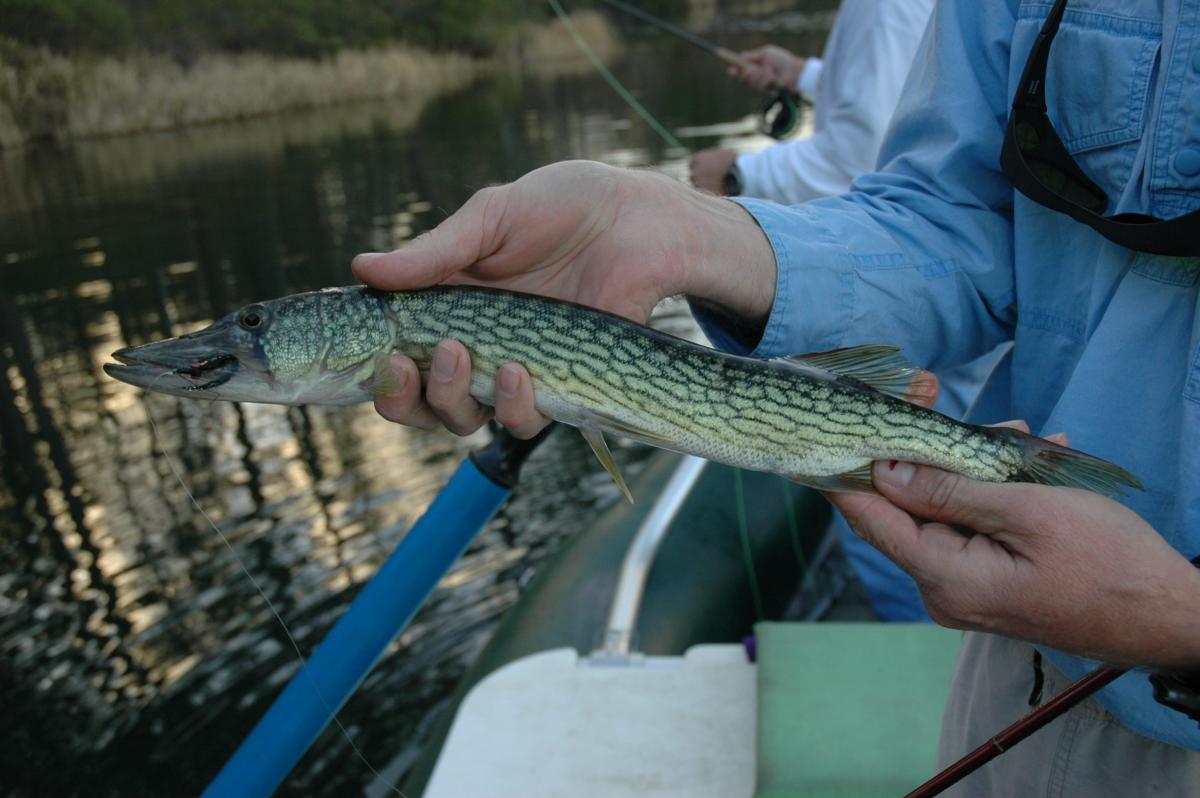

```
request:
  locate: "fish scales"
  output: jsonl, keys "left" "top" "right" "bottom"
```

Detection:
{"left": 378, "top": 288, "right": 1018, "bottom": 482}
{"left": 104, "top": 285, "right": 1141, "bottom": 498}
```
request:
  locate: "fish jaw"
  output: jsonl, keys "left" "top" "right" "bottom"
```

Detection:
{"left": 105, "top": 322, "right": 249, "bottom": 399}
{"left": 104, "top": 317, "right": 307, "bottom": 403}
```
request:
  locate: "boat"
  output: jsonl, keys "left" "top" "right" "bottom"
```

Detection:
{"left": 393, "top": 449, "right": 964, "bottom": 798}
{"left": 200, "top": 430, "right": 966, "bottom": 797}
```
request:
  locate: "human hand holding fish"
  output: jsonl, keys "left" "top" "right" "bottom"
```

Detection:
{"left": 353, "top": 160, "right": 777, "bottom": 440}
{"left": 830, "top": 449, "right": 1200, "bottom": 670}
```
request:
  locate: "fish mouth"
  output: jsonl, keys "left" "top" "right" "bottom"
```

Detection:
{"left": 105, "top": 344, "right": 240, "bottom": 393}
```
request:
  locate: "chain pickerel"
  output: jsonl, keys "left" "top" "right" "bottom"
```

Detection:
{"left": 104, "top": 285, "right": 1141, "bottom": 500}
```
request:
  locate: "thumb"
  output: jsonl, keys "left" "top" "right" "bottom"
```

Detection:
{"left": 871, "top": 460, "right": 1019, "bottom": 534}
{"left": 352, "top": 188, "right": 496, "bottom": 290}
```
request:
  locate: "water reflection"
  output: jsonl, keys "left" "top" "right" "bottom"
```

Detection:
{"left": 0, "top": 23, "right": 826, "bottom": 797}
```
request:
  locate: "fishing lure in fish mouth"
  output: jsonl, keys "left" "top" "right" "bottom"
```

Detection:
{"left": 112, "top": 350, "right": 240, "bottom": 391}
{"left": 105, "top": 284, "right": 1143, "bottom": 502}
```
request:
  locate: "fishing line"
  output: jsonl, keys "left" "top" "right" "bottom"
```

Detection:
{"left": 778, "top": 477, "right": 807, "bottom": 571}
{"left": 141, "top": 372, "right": 408, "bottom": 798}
{"left": 546, "top": 0, "right": 688, "bottom": 152}
{"left": 734, "top": 469, "right": 766, "bottom": 621}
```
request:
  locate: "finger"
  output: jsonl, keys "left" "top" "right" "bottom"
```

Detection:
{"left": 827, "top": 491, "right": 964, "bottom": 582}
{"left": 373, "top": 355, "right": 441, "bottom": 429}
{"left": 1044, "top": 431, "right": 1069, "bottom": 446}
{"left": 352, "top": 185, "right": 501, "bottom": 290}
{"left": 870, "top": 460, "right": 1027, "bottom": 535}
{"left": 494, "top": 363, "right": 551, "bottom": 439}
{"left": 425, "top": 340, "right": 493, "bottom": 436}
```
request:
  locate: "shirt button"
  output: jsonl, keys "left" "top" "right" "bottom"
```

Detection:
{"left": 1177, "top": 148, "right": 1200, "bottom": 177}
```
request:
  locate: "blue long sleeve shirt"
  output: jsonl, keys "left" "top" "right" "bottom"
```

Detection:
{"left": 699, "top": 0, "right": 1200, "bottom": 750}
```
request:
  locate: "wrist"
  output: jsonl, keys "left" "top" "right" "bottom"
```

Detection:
{"left": 784, "top": 55, "right": 807, "bottom": 91}
{"left": 722, "top": 163, "right": 743, "bottom": 196}
{"left": 1148, "top": 556, "right": 1200, "bottom": 724}
{"left": 676, "top": 189, "right": 777, "bottom": 331}
{"left": 1137, "top": 556, "right": 1200, "bottom": 671}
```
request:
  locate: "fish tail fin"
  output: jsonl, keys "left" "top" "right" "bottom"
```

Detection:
{"left": 1008, "top": 434, "right": 1142, "bottom": 498}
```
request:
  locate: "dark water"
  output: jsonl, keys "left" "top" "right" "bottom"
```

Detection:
{"left": 0, "top": 21, "right": 829, "bottom": 798}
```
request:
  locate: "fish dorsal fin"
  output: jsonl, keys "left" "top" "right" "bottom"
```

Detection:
{"left": 581, "top": 428, "right": 635, "bottom": 504}
{"left": 775, "top": 344, "right": 938, "bottom": 405}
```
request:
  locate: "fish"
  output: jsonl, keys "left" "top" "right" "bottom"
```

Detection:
{"left": 104, "top": 285, "right": 1141, "bottom": 501}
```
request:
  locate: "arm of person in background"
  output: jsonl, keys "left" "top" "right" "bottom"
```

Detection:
{"left": 689, "top": 44, "right": 816, "bottom": 195}
{"left": 352, "top": 2, "right": 1200, "bottom": 669}
{"left": 733, "top": 0, "right": 935, "bottom": 204}
{"left": 726, "top": 43, "right": 814, "bottom": 95}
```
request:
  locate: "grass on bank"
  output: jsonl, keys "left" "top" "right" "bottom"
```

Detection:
{"left": 0, "top": 10, "right": 620, "bottom": 149}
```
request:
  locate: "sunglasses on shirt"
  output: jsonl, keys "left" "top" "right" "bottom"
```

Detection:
{"left": 999, "top": 0, "right": 1199, "bottom": 256}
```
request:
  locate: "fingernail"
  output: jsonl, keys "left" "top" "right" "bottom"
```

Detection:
{"left": 498, "top": 365, "right": 519, "bottom": 398}
{"left": 875, "top": 460, "right": 916, "bottom": 488}
{"left": 432, "top": 343, "right": 458, "bottom": 382}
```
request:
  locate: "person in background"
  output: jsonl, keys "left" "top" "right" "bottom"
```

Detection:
{"left": 688, "top": 0, "right": 933, "bottom": 204}
{"left": 353, "top": 0, "right": 1200, "bottom": 791}
{"left": 700, "top": 0, "right": 993, "bottom": 622}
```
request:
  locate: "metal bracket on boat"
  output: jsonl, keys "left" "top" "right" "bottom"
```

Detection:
{"left": 589, "top": 455, "right": 708, "bottom": 666}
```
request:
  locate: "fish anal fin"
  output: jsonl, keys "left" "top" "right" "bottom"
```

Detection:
{"left": 787, "top": 463, "right": 877, "bottom": 495}
{"left": 581, "top": 428, "right": 635, "bottom": 503}
{"left": 779, "top": 344, "right": 939, "bottom": 406}
{"left": 580, "top": 408, "right": 673, "bottom": 444}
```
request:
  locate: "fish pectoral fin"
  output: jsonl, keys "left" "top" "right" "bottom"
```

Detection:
{"left": 778, "top": 344, "right": 938, "bottom": 406}
{"left": 361, "top": 353, "right": 403, "bottom": 396}
{"left": 787, "top": 464, "right": 878, "bottom": 495}
{"left": 581, "top": 428, "right": 635, "bottom": 504}
{"left": 579, "top": 408, "right": 673, "bottom": 444}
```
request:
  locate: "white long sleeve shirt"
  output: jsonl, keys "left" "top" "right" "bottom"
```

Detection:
{"left": 735, "top": 0, "right": 934, "bottom": 204}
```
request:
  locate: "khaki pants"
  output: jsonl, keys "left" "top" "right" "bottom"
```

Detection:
{"left": 938, "top": 632, "right": 1200, "bottom": 797}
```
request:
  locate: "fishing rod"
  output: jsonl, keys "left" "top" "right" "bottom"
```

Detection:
{"left": 204, "top": 425, "right": 553, "bottom": 797}
{"left": 597, "top": 0, "right": 803, "bottom": 140}
{"left": 907, "top": 664, "right": 1125, "bottom": 797}
{"left": 909, "top": 554, "right": 1200, "bottom": 796}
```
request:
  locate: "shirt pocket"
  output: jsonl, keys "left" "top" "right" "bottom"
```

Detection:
{"left": 1014, "top": 3, "right": 1162, "bottom": 197}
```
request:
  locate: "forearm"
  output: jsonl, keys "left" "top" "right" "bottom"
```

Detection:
{"left": 736, "top": 138, "right": 862, "bottom": 205}
{"left": 1123, "top": 555, "right": 1200, "bottom": 671}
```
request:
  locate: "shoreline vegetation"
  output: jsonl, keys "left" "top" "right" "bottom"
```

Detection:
{"left": 0, "top": 11, "right": 620, "bottom": 150}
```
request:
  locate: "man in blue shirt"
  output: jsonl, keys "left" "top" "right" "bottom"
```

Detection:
{"left": 355, "top": 0, "right": 1200, "bottom": 790}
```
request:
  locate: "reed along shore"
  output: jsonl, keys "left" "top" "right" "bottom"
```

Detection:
{"left": 0, "top": 11, "right": 619, "bottom": 150}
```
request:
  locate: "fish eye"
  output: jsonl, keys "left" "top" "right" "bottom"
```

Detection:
{"left": 238, "top": 306, "right": 267, "bottom": 331}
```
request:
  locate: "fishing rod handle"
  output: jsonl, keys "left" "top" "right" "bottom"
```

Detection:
{"left": 470, "top": 423, "right": 556, "bottom": 489}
